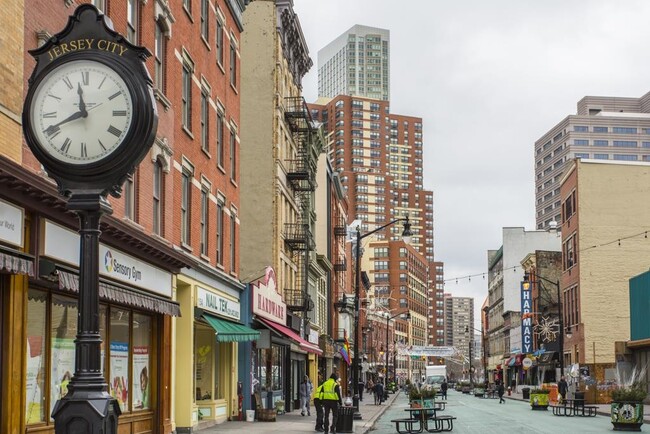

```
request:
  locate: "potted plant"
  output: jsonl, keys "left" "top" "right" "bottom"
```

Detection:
{"left": 611, "top": 384, "right": 646, "bottom": 431}
{"left": 275, "top": 399, "right": 285, "bottom": 414}
{"left": 408, "top": 387, "right": 423, "bottom": 407}
{"left": 530, "top": 388, "right": 550, "bottom": 410}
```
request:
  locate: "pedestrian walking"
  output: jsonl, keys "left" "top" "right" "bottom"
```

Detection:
{"left": 358, "top": 379, "right": 365, "bottom": 401}
{"left": 558, "top": 376, "right": 568, "bottom": 404}
{"left": 497, "top": 380, "right": 505, "bottom": 404}
{"left": 300, "top": 375, "right": 313, "bottom": 416}
{"left": 440, "top": 378, "right": 448, "bottom": 400}
{"left": 321, "top": 373, "right": 342, "bottom": 434}
{"left": 373, "top": 381, "right": 384, "bottom": 405}
{"left": 314, "top": 380, "right": 325, "bottom": 432}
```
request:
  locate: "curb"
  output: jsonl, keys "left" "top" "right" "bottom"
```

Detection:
{"left": 357, "top": 390, "right": 401, "bottom": 434}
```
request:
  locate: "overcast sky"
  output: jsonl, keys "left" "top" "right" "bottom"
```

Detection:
{"left": 293, "top": 0, "right": 650, "bottom": 327}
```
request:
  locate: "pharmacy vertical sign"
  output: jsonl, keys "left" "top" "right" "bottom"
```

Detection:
{"left": 521, "top": 282, "right": 533, "bottom": 353}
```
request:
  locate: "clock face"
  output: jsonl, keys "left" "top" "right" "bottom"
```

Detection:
{"left": 29, "top": 59, "right": 134, "bottom": 165}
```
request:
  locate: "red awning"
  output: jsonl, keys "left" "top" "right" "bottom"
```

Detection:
{"left": 504, "top": 357, "right": 513, "bottom": 367}
{"left": 257, "top": 317, "right": 323, "bottom": 355}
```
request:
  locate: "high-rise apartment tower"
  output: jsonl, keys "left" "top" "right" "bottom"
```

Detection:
{"left": 318, "top": 25, "right": 390, "bottom": 101}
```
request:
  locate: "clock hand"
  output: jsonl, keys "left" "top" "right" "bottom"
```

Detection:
{"left": 77, "top": 83, "right": 87, "bottom": 115}
{"left": 85, "top": 102, "right": 104, "bottom": 113}
{"left": 44, "top": 111, "right": 85, "bottom": 136}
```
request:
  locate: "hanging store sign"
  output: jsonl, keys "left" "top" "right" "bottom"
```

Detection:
{"left": 521, "top": 281, "right": 533, "bottom": 353}
{"left": 41, "top": 219, "right": 172, "bottom": 296}
{"left": 197, "top": 286, "right": 240, "bottom": 321}
{"left": 0, "top": 199, "right": 24, "bottom": 248}
{"left": 251, "top": 267, "right": 286, "bottom": 324}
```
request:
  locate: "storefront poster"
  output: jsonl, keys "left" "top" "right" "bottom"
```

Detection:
{"left": 50, "top": 337, "right": 75, "bottom": 418}
{"left": 132, "top": 346, "right": 150, "bottom": 410}
{"left": 25, "top": 336, "right": 45, "bottom": 423}
{"left": 110, "top": 341, "right": 129, "bottom": 411}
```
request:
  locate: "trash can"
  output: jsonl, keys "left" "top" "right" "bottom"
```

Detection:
{"left": 574, "top": 391, "right": 585, "bottom": 407}
{"left": 336, "top": 406, "right": 355, "bottom": 433}
{"left": 246, "top": 410, "right": 255, "bottom": 422}
{"left": 522, "top": 388, "right": 531, "bottom": 400}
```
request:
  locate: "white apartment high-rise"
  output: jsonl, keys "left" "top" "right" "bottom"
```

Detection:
{"left": 318, "top": 25, "right": 390, "bottom": 101}
{"left": 535, "top": 93, "right": 650, "bottom": 229}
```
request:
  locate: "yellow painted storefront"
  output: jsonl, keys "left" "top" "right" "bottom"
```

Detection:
{"left": 174, "top": 272, "right": 258, "bottom": 432}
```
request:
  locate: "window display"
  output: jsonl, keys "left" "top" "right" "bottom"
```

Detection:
{"left": 110, "top": 308, "right": 130, "bottom": 412}
{"left": 25, "top": 289, "right": 47, "bottom": 424}
{"left": 132, "top": 313, "right": 151, "bottom": 410}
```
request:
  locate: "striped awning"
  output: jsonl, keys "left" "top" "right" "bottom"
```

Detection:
{"left": 257, "top": 316, "right": 323, "bottom": 355}
{"left": 57, "top": 270, "right": 181, "bottom": 317}
{"left": 202, "top": 313, "right": 260, "bottom": 342}
{"left": 0, "top": 247, "right": 34, "bottom": 276}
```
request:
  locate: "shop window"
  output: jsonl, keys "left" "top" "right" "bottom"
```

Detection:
{"left": 133, "top": 313, "right": 151, "bottom": 410}
{"left": 26, "top": 289, "right": 48, "bottom": 424}
{"left": 194, "top": 324, "right": 223, "bottom": 401}
{"left": 110, "top": 308, "right": 131, "bottom": 412}
{"left": 25, "top": 290, "right": 150, "bottom": 426}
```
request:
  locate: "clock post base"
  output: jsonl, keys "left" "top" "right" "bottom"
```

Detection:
{"left": 52, "top": 386, "right": 120, "bottom": 434}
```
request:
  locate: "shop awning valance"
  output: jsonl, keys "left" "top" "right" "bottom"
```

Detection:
{"left": 202, "top": 313, "right": 260, "bottom": 342}
{"left": 57, "top": 269, "right": 181, "bottom": 317}
{"left": 509, "top": 357, "right": 516, "bottom": 367}
{"left": 0, "top": 247, "right": 34, "bottom": 277}
{"left": 257, "top": 316, "right": 323, "bottom": 355}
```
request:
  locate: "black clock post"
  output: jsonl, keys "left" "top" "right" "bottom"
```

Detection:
{"left": 22, "top": 5, "right": 158, "bottom": 433}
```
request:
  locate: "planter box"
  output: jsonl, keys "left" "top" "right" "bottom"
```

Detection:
{"left": 611, "top": 401, "right": 644, "bottom": 432}
{"left": 257, "top": 409, "right": 276, "bottom": 422}
{"left": 474, "top": 388, "right": 485, "bottom": 397}
{"left": 530, "top": 393, "right": 549, "bottom": 410}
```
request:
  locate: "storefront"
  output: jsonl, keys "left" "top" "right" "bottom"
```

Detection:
{"left": 175, "top": 265, "right": 259, "bottom": 432}
{"left": 0, "top": 198, "right": 35, "bottom": 431}
{"left": 249, "top": 268, "right": 322, "bottom": 414}
{"left": 0, "top": 159, "right": 188, "bottom": 434}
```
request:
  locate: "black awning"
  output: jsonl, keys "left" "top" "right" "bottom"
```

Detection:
{"left": 537, "top": 351, "right": 558, "bottom": 365}
{"left": 57, "top": 269, "right": 181, "bottom": 317}
{"left": 0, "top": 246, "right": 34, "bottom": 277}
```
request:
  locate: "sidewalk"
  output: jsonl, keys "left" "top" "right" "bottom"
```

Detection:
{"left": 197, "top": 391, "right": 401, "bottom": 434}
{"left": 505, "top": 388, "right": 650, "bottom": 422}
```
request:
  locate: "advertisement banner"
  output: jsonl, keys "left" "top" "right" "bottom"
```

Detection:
{"left": 110, "top": 341, "right": 129, "bottom": 411}
{"left": 132, "top": 346, "right": 150, "bottom": 410}
{"left": 50, "top": 338, "right": 75, "bottom": 418}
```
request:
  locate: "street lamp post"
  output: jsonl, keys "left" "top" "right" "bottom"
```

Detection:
{"left": 523, "top": 272, "right": 565, "bottom": 377}
{"left": 385, "top": 311, "right": 411, "bottom": 387}
{"left": 353, "top": 216, "right": 412, "bottom": 419}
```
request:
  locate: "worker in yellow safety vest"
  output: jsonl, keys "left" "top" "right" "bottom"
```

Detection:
{"left": 321, "top": 373, "right": 342, "bottom": 434}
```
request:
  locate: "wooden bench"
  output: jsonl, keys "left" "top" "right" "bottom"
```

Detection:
{"left": 391, "top": 417, "right": 423, "bottom": 434}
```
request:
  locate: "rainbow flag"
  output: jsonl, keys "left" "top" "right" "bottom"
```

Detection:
{"left": 340, "top": 330, "right": 351, "bottom": 366}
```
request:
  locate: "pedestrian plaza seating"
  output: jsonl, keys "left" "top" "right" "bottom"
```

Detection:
{"left": 391, "top": 407, "right": 456, "bottom": 433}
{"left": 550, "top": 399, "right": 598, "bottom": 417}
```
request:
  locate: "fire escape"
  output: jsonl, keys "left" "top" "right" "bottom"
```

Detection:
{"left": 283, "top": 96, "right": 316, "bottom": 316}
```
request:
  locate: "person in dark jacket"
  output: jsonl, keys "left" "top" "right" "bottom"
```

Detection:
{"left": 314, "top": 380, "right": 325, "bottom": 432}
{"left": 497, "top": 380, "right": 505, "bottom": 404}
{"left": 440, "top": 379, "right": 448, "bottom": 400}
{"left": 321, "top": 373, "right": 343, "bottom": 434}
{"left": 558, "top": 376, "right": 568, "bottom": 404}
{"left": 373, "top": 381, "right": 384, "bottom": 405}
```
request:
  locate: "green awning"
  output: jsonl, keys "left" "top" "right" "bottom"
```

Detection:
{"left": 202, "top": 314, "right": 260, "bottom": 342}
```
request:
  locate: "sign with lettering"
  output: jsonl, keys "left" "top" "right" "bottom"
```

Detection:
{"left": 521, "top": 281, "right": 533, "bottom": 353}
{"left": 42, "top": 220, "right": 172, "bottom": 297}
{"left": 197, "top": 286, "right": 240, "bottom": 321}
{"left": 0, "top": 199, "right": 24, "bottom": 247}
{"left": 251, "top": 267, "right": 286, "bottom": 324}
